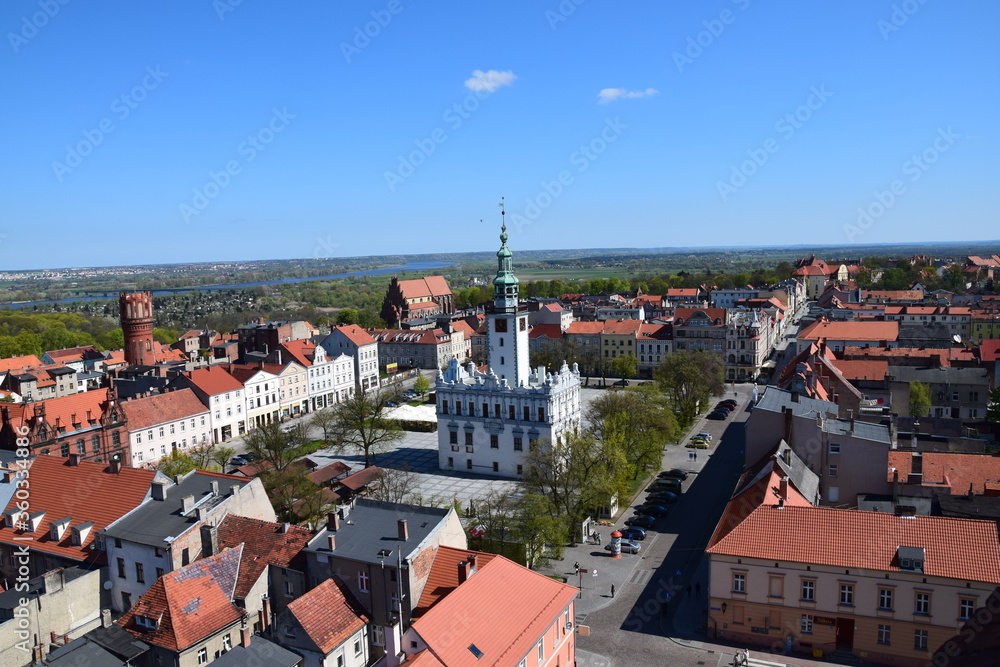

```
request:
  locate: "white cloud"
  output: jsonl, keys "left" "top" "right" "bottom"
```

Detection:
{"left": 597, "top": 87, "right": 659, "bottom": 104}
{"left": 464, "top": 69, "right": 517, "bottom": 93}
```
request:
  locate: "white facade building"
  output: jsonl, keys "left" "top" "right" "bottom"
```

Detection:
{"left": 121, "top": 389, "right": 212, "bottom": 467}
{"left": 307, "top": 344, "right": 355, "bottom": 410}
{"left": 321, "top": 325, "right": 380, "bottom": 393}
{"left": 436, "top": 219, "right": 581, "bottom": 479}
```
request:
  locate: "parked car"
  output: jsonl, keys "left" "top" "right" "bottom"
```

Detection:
{"left": 694, "top": 432, "right": 713, "bottom": 442}
{"left": 646, "top": 491, "right": 679, "bottom": 504}
{"left": 685, "top": 437, "right": 708, "bottom": 448}
{"left": 620, "top": 526, "right": 647, "bottom": 541}
{"left": 612, "top": 379, "right": 630, "bottom": 388}
{"left": 606, "top": 539, "right": 641, "bottom": 554}
{"left": 707, "top": 411, "right": 728, "bottom": 420}
{"left": 717, "top": 401, "right": 737, "bottom": 409}
{"left": 649, "top": 479, "right": 682, "bottom": 493}
{"left": 229, "top": 456, "right": 247, "bottom": 467}
{"left": 624, "top": 514, "right": 657, "bottom": 529}
{"left": 658, "top": 469, "right": 689, "bottom": 480}
{"left": 241, "top": 453, "right": 257, "bottom": 462}
{"left": 634, "top": 504, "right": 670, "bottom": 517}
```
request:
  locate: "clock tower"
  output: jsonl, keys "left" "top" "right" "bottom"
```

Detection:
{"left": 487, "top": 203, "right": 529, "bottom": 387}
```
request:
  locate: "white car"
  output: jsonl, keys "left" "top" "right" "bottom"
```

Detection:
{"left": 695, "top": 432, "right": 713, "bottom": 441}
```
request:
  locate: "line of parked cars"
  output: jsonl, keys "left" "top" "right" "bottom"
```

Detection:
{"left": 228, "top": 452, "right": 258, "bottom": 467}
{"left": 619, "top": 468, "right": 691, "bottom": 542}
{"left": 707, "top": 398, "right": 738, "bottom": 420}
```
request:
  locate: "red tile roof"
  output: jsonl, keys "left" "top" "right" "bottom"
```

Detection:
{"left": 216, "top": 515, "right": 313, "bottom": 599}
{"left": 306, "top": 461, "right": 351, "bottom": 485}
{"left": 0, "top": 455, "right": 154, "bottom": 562}
{"left": 528, "top": 324, "right": 563, "bottom": 340}
{"left": 398, "top": 276, "right": 452, "bottom": 300}
{"left": 675, "top": 307, "right": 727, "bottom": 324}
{"left": 888, "top": 451, "right": 1000, "bottom": 495}
{"left": 284, "top": 577, "right": 369, "bottom": 654}
{"left": 601, "top": 319, "right": 642, "bottom": 335}
{"left": 708, "top": 467, "right": 813, "bottom": 549}
{"left": 411, "top": 546, "right": 498, "bottom": 617}
{"left": 980, "top": 340, "right": 1000, "bottom": 362}
{"left": 338, "top": 466, "right": 386, "bottom": 491}
{"left": 798, "top": 319, "right": 899, "bottom": 342}
{"left": 119, "top": 546, "right": 245, "bottom": 651}
{"left": 828, "top": 359, "right": 889, "bottom": 382}
{"left": 404, "top": 650, "right": 446, "bottom": 667}
{"left": 0, "top": 355, "right": 43, "bottom": 373}
{"left": 666, "top": 288, "right": 699, "bottom": 297}
{"left": 2, "top": 388, "right": 118, "bottom": 439}
{"left": 637, "top": 323, "right": 671, "bottom": 340}
{"left": 279, "top": 340, "right": 316, "bottom": 368}
{"left": 120, "top": 389, "right": 208, "bottom": 431}
{"left": 180, "top": 366, "right": 244, "bottom": 396}
{"left": 565, "top": 321, "right": 604, "bottom": 335}
{"left": 410, "top": 555, "right": 577, "bottom": 666}
{"left": 861, "top": 289, "right": 925, "bottom": 302}
{"left": 707, "top": 505, "right": 1000, "bottom": 583}
{"left": 449, "top": 320, "right": 476, "bottom": 338}
{"left": 333, "top": 325, "right": 376, "bottom": 347}
{"left": 45, "top": 346, "right": 102, "bottom": 363}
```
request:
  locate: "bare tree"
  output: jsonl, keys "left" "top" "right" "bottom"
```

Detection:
{"left": 328, "top": 387, "right": 404, "bottom": 467}
{"left": 310, "top": 408, "right": 338, "bottom": 443}
{"left": 368, "top": 465, "right": 418, "bottom": 504}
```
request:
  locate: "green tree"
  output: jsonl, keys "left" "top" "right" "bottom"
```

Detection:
{"left": 654, "top": 350, "right": 725, "bottom": 426}
{"left": 908, "top": 381, "right": 931, "bottom": 418}
{"left": 155, "top": 450, "right": 202, "bottom": 477}
{"left": 609, "top": 353, "right": 638, "bottom": 379}
{"left": 328, "top": 388, "right": 404, "bottom": 467}
{"left": 243, "top": 422, "right": 300, "bottom": 472}
{"left": 514, "top": 493, "right": 566, "bottom": 568}
{"left": 988, "top": 386, "right": 1000, "bottom": 423}
{"left": 310, "top": 408, "right": 339, "bottom": 443}
{"left": 587, "top": 387, "right": 679, "bottom": 482}
{"left": 413, "top": 373, "right": 431, "bottom": 395}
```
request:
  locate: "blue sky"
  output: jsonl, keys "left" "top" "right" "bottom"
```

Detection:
{"left": 2, "top": 0, "right": 998, "bottom": 270}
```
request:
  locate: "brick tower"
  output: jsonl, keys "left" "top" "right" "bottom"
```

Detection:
{"left": 119, "top": 291, "right": 155, "bottom": 366}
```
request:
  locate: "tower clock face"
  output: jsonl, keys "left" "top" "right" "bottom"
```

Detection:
{"left": 495, "top": 319, "right": 508, "bottom": 333}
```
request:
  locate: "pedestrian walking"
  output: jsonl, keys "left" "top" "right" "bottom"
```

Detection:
{"left": 574, "top": 561, "right": 580, "bottom": 573}
{"left": 694, "top": 452, "right": 698, "bottom": 461}
{"left": 611, "top": 584, "right": 616, "bottom": 598}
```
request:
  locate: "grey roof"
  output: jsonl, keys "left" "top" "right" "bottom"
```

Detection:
{"left": 858, "top": 493, "right": 934, "bottom": 516}
{"left": 822, "top": 417, "right": 892, "bottom": 444}
{"left": 84, "top": 624, "right": 150, "bottom": 661}
{"left": 772, "top": 441, "right": 821, "bottom": 505}
{"left": 43, "top": 639, "right": 128, "bottom": 666}
{"left": 897, "top": 323, "right": 954, "bottom": 343}
{"left": 211, "top": 635, "right": 302, "bottom": 667}
{"left": 938, "top": 493, "right": 1000, "bottom": 522}
{"left": 306, "top": 498, "right": 452, "bottom": 564}
{"left": 754, "top": 386, "right": 838, "bottom": 418}
{"left": 103, "top": 471, "right": 250, "bottom": 546}
{"left": 887, "top": 365, "right": 990, "bottom": 385}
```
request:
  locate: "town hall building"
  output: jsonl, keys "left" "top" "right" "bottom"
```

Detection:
{"left": 435, "top": 213, "right": 581, "bottom": 478}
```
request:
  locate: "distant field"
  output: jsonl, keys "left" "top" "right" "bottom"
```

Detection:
{"left": 516, "top": 267, "right": 646, "bottom": 281}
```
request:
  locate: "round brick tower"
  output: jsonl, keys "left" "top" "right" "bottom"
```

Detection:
{"left": 119, "top": 291, "right": 155, "bottom": 366}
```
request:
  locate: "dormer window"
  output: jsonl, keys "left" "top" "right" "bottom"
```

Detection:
{"left": 898, "top": 546, "right": 925, "bottom": 572}
{"left": 136, "top": 615, "right": 159, "bottom": 629}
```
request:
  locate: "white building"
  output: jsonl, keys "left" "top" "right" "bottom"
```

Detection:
{"left": 436, "top": 220, "right": 581, "bottom": 479}
{"left": 321, "top": 325, "right": 380, "bottom": 393}
{"left": 169, "top": 366, "right": 247, "bottom": 443}
{"left": 120, "top": 388, "right": 212, "bottom": 467}
{"left": 225, "top": 363, "right": 281, "bottom": 428}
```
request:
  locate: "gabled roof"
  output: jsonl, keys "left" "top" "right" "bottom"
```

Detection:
{"left": 674, "top": 307, "right": 726, "bottom": 324}
{"left": 306, "top": 461, "right": 351, "bottom": 485}
{"left": 119, "top": 546, "right": 245, "bottom": 652}
{"left": 410, "top": 556, "right": 577, "bottom": 666}
{"left": 216, "top": 515, "right": 313, "bottom": 600}
{"left": 411, "top": 546, "right": 498, "bottom": 617}
{"left": 830, "top": 359, "right": 889, "bottom": 382}
{"left": 278, "top": 340, "right": 316, "bottom": 368}
{"left": 980, "top": 339, "right": 1000, "bottom": 362}
{"left": 0, "top": 455, "right": 155, "bottom": 562}
{"left": 397, "top": 276, "right": 452, "bottom": 299}
{"left": 338, "top": 466, "right": 386, "bottom": 491}
{"left": 178, "top": 366, "right": 244, "bottom": 396}
{"left": 564, "top": 321, "right": 604, "bottom": 335}
{"left": 637, "top": 323, "right": 671, "bottom": 340}
{"left": 45, "top": 346, "right": 103, "bottom": 363}
{"left": 0, "top": 355, "right": 42, "bottom": 373}
{"left": 120, "top": 389, "right": 208, "bottom": 431}
{"left": 528, "top": 324, "right": 563, "bottom": 340}
{"left": 601, "top": 319, "right": 642, "bottom": 335}
{"left": 2, "top": 387, "right": 115, "bottom": 436}
{"left": 332, "top": 325, "right": 376, "bottom": 347}
{"left": 798, "top": 319, "right": 899, "bottom": 341}
{"left": 666, "top": 288, "right": 699, "bottom": 297}
{"left": 284, "top": 577, "right": 369, "bottom": 655}
{"left": 707, "top": 505, "right": 1000, "bottom": 584}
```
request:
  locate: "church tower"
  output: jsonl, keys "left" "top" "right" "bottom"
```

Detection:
{"left": 486, "top": 202, "right": 529, "bottom": 386}
{"left": 119, "top": 291, "right": 155, "bottom": 366}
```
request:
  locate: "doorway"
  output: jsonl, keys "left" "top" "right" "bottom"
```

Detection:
{"left": 835, "top": 618, "right": 854, "bottom": 650}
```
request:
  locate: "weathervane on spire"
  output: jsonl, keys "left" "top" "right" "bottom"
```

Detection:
{"left": 499, "top": 197, "right": 507, "bottom": 243}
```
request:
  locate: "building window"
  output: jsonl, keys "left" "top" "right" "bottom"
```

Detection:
{"left": 829, "top": 464, "right": 838, "bottom": 477}
{"left": 455, "top": 402, "right": 462, "bottom": 416}
{"left": 358, "top": 571, "right": 370, "bottom": 593}
{"left": 492, "top": 462, "right": 499, "bottom": 472}
{"left": 92, "top": 435, "right": 100, "bottom": 451}
{"left": 517, "top": 464, "right": 523, "bottom": 475}
{"left": 222, "top": 634, "right": 232, "bottom": 651}
{"left": 197, "top": 648, "right": 208, "bottom": 665}
{"left": 915, "top": 592, "right": 930, "bottom": 615}
{"left": 494, "top": 404, "right": 501, "bottom": 418}
{"left": 877, "top": 624, "right": 891, "bottom": 645}
{"left": 829, "top": 442, "right": 840, "bottom": 454}
{"left": 447, "top": 457, "right": 454, "bottom": 467}
{"left": 468, "top": 402, "right": 475, "bottom": 416}
{"left": 523, "top": 406, "right": 530, "bottom": 421}
{"left": 960, "top": 598, "right": 975, "bottom": 621}
{"left": 441, "top": 400, "right": 449, "bottom": 413}
{"left": 372, "top": 625, "right": 385, "bottom": 647}
{"left": 538, "top": 407, "right": 545, "bottom": 422}
{"left": 466, "top": 459, "right": 472, "bottom": 470}
{"left": 465, "top": 432, "right": 473, "bottom": 446}
{"left": 514, "top": 437, "right": 522, "bottom": 451}
{"left": 449, "top": 431, "right": 458, "bottom": 445}
{"left": 537, "top": 640, "right": 544, "bottom": 661}
{"left": 135, "top": 562, "right": 144, "bottom": 584}
{"left": 801, "top": 579, "right": 815, "bottom": 602}
{"left": 801, "top": 614, "right": 813, "bottom": 633}
{"left": 878, "top": 587, "right": 893, "bottom": 611}
{"left": 733, "top": 572, "right": 746, "bottom": 594}
{"left": 156, "top": 567, "right": 164, "bottom": 579}
{"left": 117, "top": 558, "right": 126, "bottom": 579}
{"left": 840, "top": 583, "right": 854, "bottom": 606}
{"left": 509, "top": 405, "right": 515, "bottom": 420}
{"left": 914, "top": 629, "right": 928, "bottom": 651}
{"left": 490, "top": 435, "right": 499, "bottom": 449}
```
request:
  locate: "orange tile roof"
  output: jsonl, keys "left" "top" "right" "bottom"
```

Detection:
{"left": 708, "top": 467, "right": 813, "bottom": 549}
{"left": 0, "top": 455, "right": 154, "bottom": 562}
{"left": 216, "top": 515, "right": 313, "bottom": 600}
{"left": 279, "top": 339, "right": 316, "bottom": 367}
{"left": 119, "top": 546, "right": 245, "bottom": 651}
{"left": 637, "top": 323, "right": 671, "bottom": 340}
{"left": 601, "top": 319, "right": 642, "bottom": 335}
{"left": 2, "top": 388, "right": 116, "bottom": 437}
{"left": 794, "top": 265, "right": 830, "bottom": 277}
{"left": 888, "top": 452, "right": 1000, "bottom": 495}
{"left": 675, "top": 307, "right": 727, "bottom": 324}
{"left": 565, "top": 321, "right": 604, "bottom": 335}
{"left": 411, "top": 555, "right": 577, "bottom": 666}
{"left": 180, "top": 366, "right": 244, "bottom": 396}
{"left": 449, "top": 320, "right": 476, "bottom": 338}
{"left": 334, "top": 324, "right": 376, "bottom": 347}
{"left": 828, "top": 359, "right": 889, "bottom": 382}
{"left": 45, "top": 346, "right": 102, "bottom": 363}
{"left": 980, "top": 340, "right": 1000, "bottom": 362}
{"left": 306, "top": 461, "right": 351, "bottom": 485}
{"left": 0, "top": 355, "right": 43, "bottom": 373}
{"left": 120, "top": 389, "right": 208, "bottom": 431}
{"left": 102, "top": 350, "right": 127, "bottom": 367}
{"left": 412, "top": 546, "right": 499, "bottom": 617}
{"left": 798, "top": 319, "right": 899, "bottom": 341}
{"left": 707, "top": 505, "right": 1000, "bottom": 583}
{"left": 666, "top": 288, "right": 699, "bottom": 296}
{"left": 339, "top": 466, "right": 386, "bottom": 491}
{"left": 404, "top": 650, "right": 446, "bottom": 667}
{"left": 528, "top": 324, "right": 563, "bottom": 340}
{"left": 862, "top": 289, "right": 924, "bottom": 302}
{"left": 398, "top": 276, "right": 452, "bottom": 300}
{"left": 284, "top": 577, "right": 369, "bottom": 655}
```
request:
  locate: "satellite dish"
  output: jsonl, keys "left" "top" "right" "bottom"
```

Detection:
{"left": 952, "top": 335, "right": 961, "bottom": 343}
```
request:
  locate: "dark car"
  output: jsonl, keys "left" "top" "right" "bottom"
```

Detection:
{"left": 649, "top": 478, "right": 682, "bottom": 492}
{"left": 229, "top": 456, "right": 247, "bottom": 467}
{"left": 659, "top": 469, "right": 689, "bottom": 480}
{"left": 241, "top": 452, "right": 258, "bottom": 462}
{"left": 707, "top": 410, "right": 728, "bottom": 420}
{"left": 620, "top": 526, "right": 647, "bottom": 541}
{"left": 606, "top": 539, "right": 641, "bottom": 554}
{"left": 718, "top": 401, "right": 737, "bottom": 409}
{"left": 624, "top": 514, "right": 657, "bottom": 528}
{"left": 634, "top": 504, "right": 669, "bottom": 517}
{"left": 646, "top": 491, "right": 678, "bottom": 504}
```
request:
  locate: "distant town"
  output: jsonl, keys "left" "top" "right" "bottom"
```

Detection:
{"left": 0, "top": 235, "right": 998, "bottom": 667}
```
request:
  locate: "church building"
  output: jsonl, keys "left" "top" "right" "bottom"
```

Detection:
{"left": 435, "top": 211, "right": 581, "bottom": 478}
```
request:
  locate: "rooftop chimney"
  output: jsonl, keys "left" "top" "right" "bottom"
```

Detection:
{"left": 778, "top": 476, "right": 789, "bottom": 500}
{"left": 181, "top": 495, "right": 195, "bottom": 514}
{"left": 397, "top": 518, "right": 408, "bottom": 541}
{"left": 109, "top": 457, "right": 122, "bottom": 474}
{"left": 200, "top": 523, "right": 218, "bottom": 557}
{"left": 210, "top": 481, "right": 219, "bottom": 496}
{"left": 67, "top": 453, "right": 81, "bottom": 467}
{"left": 281, "top": 522, "right": 290, "bottom": 534}
{"left": 458, "top": 560, "right": 472, "bottom": 584}
{"left": 327, "top": 512, "right": 339, "bottom": 532}
{"left": 151, "top": 481, "right": 168, "bottom": 501}
{"left": 467, "top": 553, "right": 478, "bottom": 570}
{"left": 229, "top": 484, "right": 240, "bottom": 496}
{"left": 327, "top": 534, "right": 336, "bottom": 551}
{"left": 240, "top": 624, "right": 252, "bottom": 648}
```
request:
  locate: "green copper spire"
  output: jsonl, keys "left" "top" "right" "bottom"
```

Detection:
{"left": 493, "top": 198, "right": 519, "bottom": 310}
